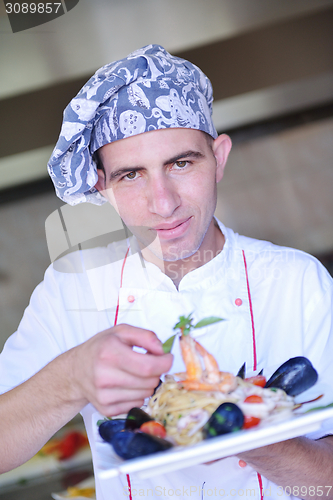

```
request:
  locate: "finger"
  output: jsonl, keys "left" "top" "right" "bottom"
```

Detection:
{"left": 114, "top": 324, "right": 165, "bottom": 355}
{"left": 102, "top": 400, "right": 148, "bottom": 418}
{"left": 93, "top": 387, "right": 155, "bottom": 410}
{"left": 96, "top": 365, "right": 161, "bottom": 391}
{"left": 114, "top": 346, "right": 173, "bottom": 378}
{"left": 99, "top": 333, "right": 173, "bottom": 377}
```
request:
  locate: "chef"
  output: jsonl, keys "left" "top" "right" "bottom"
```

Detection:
{"left": 1, "top": 45, "right": 333, "bottom": 499}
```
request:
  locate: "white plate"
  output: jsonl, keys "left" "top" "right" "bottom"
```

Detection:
{"left": 98, "top": 382, "right": 333, "bottom": 480}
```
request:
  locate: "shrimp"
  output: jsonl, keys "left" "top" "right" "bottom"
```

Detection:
{"left": 176, "top": 335, "right": 237, "bottom": 393}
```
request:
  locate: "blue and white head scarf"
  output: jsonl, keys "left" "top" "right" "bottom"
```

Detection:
{"left": 48, "top": 44, "right": 217, "bottom": 205}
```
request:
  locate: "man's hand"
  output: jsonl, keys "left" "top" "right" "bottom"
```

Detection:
{"left": 69, "top": 324, "right": 173, "bottom": 416}
{"left": 0, "top": 324, "right": 172, "bottom": 473}
{"left": 237, "top": 436, "right": 333, "bottom": 499}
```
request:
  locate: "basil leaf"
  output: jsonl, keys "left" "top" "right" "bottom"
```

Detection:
{"left": 305, "top": 402, "right": 333, "bottom": 413}
{"left": 97, "top": 418, "right": 111, "bottom": 426}
{"left": 162, "top": 334, "right": 177, "bottom": 353}
{"left": 194, "top": 316, "right": 224, "bottom": 329}
{"left": 173, "top": 314, "right": 193, "bottom": 331}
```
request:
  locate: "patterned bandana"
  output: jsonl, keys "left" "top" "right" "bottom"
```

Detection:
{"left": 48, "top": 44, "right": 217, "bottom": 205}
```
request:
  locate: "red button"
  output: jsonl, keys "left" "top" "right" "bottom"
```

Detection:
{"left": 238, "top": 459, "right": 247, "bottom": 468}
{"left": 235, "top": 298, "right": 243, "bottom": 306}
{"left": 127, "top": 295, "right": 135, "bottom": 303}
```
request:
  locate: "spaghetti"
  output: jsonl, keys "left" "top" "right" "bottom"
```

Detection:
{"left": 147, "top": 375, "right": 295, "bottom": 445}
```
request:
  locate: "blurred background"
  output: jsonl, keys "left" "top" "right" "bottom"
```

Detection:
{"left": 0, "top": 0, "right": 333, "bottom": 497}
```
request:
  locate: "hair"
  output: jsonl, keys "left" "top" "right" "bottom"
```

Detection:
{"left": 93, "top": 150, "right": 104, "bottom": 173}
{"left": 93, "top": 150, "right": 106, "bottom": 189}
{"left": 204, "top": 131, "right": 214, "bottom": 151}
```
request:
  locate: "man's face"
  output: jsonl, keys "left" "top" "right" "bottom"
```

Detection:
{"left": 97, "top": 128, "right": 229, "bottom": 262}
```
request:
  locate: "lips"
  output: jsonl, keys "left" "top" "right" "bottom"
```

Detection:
{"left": 152, "top": 217, "right": 191, "bottom": 231}
{"left": 151, "top": 217, "right": 192, "bottom": 240}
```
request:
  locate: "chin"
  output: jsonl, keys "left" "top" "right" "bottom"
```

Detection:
{"left": 162, "top": 247, "right": 199, "bottom": 262}
{"left": 148, "top": 239, "right": 203, "bottom": 262}
{"left": 137, "top": 223, "right": 211, "bottom": 263}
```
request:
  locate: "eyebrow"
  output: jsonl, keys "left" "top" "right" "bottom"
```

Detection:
{"left": 108, "top": 150, "right": 206, "bottom": 181}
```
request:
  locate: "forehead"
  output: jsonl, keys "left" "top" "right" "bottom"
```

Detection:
{"left": 98, "top": 128, "right": 212, "bottom": 168}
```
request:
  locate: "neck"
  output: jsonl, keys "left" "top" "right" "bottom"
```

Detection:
{"left": 141, "top": 219, "right": 225, "bottom": 289}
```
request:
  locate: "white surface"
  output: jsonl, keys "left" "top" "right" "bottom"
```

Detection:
{"left": 98, "top": 382, "right": 333, "bottom": 480}
{"left": 99, "top": 408, "right": 333, "bottom": 480}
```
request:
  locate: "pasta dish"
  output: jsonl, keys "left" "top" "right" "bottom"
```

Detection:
{"left": 147, "top": 374, "right": 295, "bottom": 445}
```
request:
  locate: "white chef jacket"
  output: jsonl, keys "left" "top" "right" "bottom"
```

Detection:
{"left": 1, "top": 220, "right": 333, "bottom": 500}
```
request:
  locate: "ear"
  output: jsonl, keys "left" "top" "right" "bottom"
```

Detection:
{"left": 212, "top": 134, "right": 232, "bottom": 183}
{"left": 94, "top": 167, "right": 120, "bottom": 211}
{"left": 94, "top": 168, "right": 107, "bottom": 195}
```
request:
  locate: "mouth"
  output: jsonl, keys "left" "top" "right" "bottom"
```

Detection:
{"left": 152, "top": 217, "right": 191, "bottom": 231}
{"left": 151, "top": 217, "right": 192, "bottom": 240}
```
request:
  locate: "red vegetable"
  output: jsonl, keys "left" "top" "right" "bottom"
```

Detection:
{"left": 245, "top": 375, "right": 266, "bottom": 387}
{"left": 140, "top": 421, "right": 167, "bottom": 439}
{"left": 243, "top": 415, "right": 261, "bottom": 429}
{"left": 57, "top": 431, "right": 89, "bottom": 460}
{"left": 244, "top": 395, "right": 263, "bottom": 404}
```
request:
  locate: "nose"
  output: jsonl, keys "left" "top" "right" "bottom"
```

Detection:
{"left": 146, "top": 174, "right": 180, "bottom": 218}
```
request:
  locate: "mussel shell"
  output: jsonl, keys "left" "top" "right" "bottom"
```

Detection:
{"left": 125, "top": 407, "right": 153, "bottom": 431}
{"left": 236, "top": 362, "right": 246, "bottom": 379}
{"left": 265, "top": 356, "right": 318, "bottom": 396}
{"left": 204, "top": 402, "right": 244, "bottom": 439}
{"left": 99, "top": 419, "right": 126, "bottom": 443}
{"left": 152, "top": 379, "right": 163, "bottom": 395}
{"left": 111, "top": 431, "right": 173, "bottom": 460}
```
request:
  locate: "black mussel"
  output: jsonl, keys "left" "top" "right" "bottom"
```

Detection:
{"left": 152, "top": 379, "right": 163, "bottom": 395}
{"left": 204, "top": 402, "right": 244, "bottom": 439}
{"left": 125, "top": 407, "right": 153, "bottom": 431}
{"left": 237, "top": 362, "right": 246, "bottom": 379}
{"left": 99, "top": 419, "right": 126, "bottom": 443}
{"left": 265, "top": 356, "right": 318, "bottom": 396}
{"left": 111, "top": 430, "right": 173, "bottom": 460}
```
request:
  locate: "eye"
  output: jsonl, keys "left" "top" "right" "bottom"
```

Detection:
{"left": 175, "top": 160, "right": 187, "bottom": 168}
{"left": 124, "top": 171, "right": 137, "bottom": 180}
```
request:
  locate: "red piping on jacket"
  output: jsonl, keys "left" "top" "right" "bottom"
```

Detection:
{"left": 114, "top": 246, "right": 130, "bottom": 327}
{"left": 242, "top": 249, "right": 257, "bottom": 372}
{"left": 242, "top": 250, "right": 262, "bottom": 496}
{"left": 113, "top": 246, "right": 132, "bottom": 499}
{"left": 257, "top": 472, "right": 264, "bottom": 499}
{"left": 126, "top": 473, "right": 133, "bottom": 500}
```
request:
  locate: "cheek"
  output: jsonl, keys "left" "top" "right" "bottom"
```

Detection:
{"left": 183, "top": 171, "right": 216, "bottom": 206}
{"left": 103, "top": 185, "right": 119, "bottom": 209}
{"left": 111, "top": 189, "right": 146, "bottom": 224}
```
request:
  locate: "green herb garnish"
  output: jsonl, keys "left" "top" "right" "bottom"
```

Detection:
{"left": 162, "top": 313, "right": 224, "bottom": 353}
